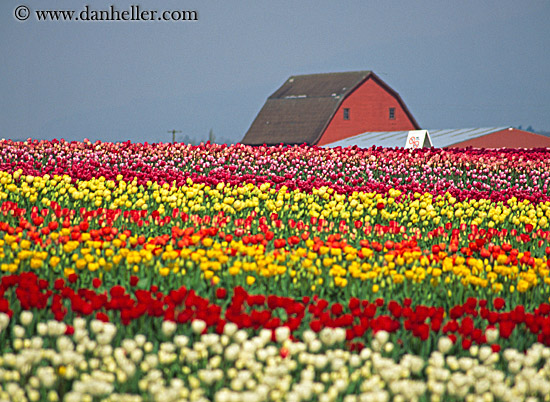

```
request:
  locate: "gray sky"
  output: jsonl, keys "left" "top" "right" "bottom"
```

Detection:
{"left": 1, "top": 0, "right": 549, "bottom": 144}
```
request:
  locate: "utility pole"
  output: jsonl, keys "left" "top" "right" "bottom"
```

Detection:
{"left": 167, "top": 129, "right": 182, "bottom": 144}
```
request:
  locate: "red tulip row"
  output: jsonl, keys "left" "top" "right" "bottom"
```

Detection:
{"left": 2, "top": 272, "right": 550, "bottom": 352}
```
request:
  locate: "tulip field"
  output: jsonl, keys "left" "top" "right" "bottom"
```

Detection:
{"left": 2, "top": 139, "right": 550, "bottom": 402}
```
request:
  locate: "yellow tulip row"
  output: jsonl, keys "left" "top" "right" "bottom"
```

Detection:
{"left": 2, "top": 171, "right": 550, "bottom": 229}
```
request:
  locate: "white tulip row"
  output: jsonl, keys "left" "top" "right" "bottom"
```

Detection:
{"left": 1, "top": 312, "right": 550, "bottom": 401}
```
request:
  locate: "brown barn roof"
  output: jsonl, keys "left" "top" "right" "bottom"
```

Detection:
{"left": 241, "top": 71, "right": 375, "bottom": 145}
{"left": 270, "top": 71, "right": 371, "bottom": 99}
{"left": 241, "top": 97, "right": 339, "bottom": 145}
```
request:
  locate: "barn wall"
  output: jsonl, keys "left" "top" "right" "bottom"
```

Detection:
{"left": 316, "top": 78, "right": 417, "bottom": 146}
{"left": 448, "top": 129, "right": 550, "bottom": 149}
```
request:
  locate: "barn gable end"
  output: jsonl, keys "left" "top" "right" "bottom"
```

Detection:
{"left": 317, "top": 74, "right": 419, "bottom": 145}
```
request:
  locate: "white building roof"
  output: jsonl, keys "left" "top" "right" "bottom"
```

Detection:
{"left": 322, "top": 127, "right": 510, "bottom": 148}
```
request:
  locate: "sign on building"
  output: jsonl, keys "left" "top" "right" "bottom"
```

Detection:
{"left": 405, "top": 130, "right": 433, "bottom": 149}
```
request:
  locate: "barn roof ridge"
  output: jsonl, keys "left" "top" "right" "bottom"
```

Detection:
{"left": 268, "top": 70, "right": 372, "bottom": 100}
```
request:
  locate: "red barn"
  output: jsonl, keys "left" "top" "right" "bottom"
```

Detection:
{"left": 241, "top": 71, "right": 419, "bottom": 146}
